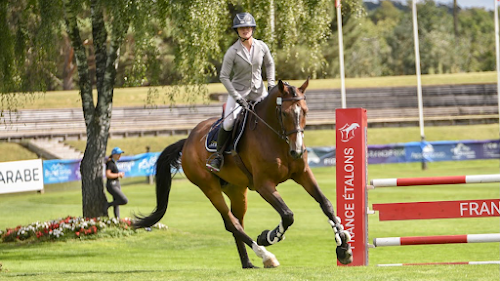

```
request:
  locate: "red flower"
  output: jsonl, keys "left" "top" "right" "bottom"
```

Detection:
{"left": 75, "top": 231, "right": 80, "bottom": 236}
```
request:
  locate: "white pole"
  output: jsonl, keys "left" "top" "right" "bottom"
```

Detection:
{"left": 412, "top": 0, "right": 424, "bottom": 140}
{"left": 495, "top": 0, "right": 500, "bottom": 134}
{"left": 494, "top": 1, "right": 500, "bottom": 238}
{"left": 336, "top": 0, "right": 346, "bottom": 108}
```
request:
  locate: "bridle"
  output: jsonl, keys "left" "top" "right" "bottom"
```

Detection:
{"left": 246, "top": 85, "right": 306, "bottom": 144}
{"left": 275, "top": 95, "right": 306, "bottom": 143}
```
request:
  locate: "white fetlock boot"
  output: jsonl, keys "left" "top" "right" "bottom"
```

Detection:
{"left": 252, "top": 242, "right": 280, "bottom": 268}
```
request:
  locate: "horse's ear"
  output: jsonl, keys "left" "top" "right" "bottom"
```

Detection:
{"left": 299, "top": 77, "right": 310, "bottom": 93}
{"left": 278, "top": 80, "right": 285, "bottom": 93}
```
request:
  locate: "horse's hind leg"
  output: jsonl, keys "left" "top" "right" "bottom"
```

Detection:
{"left": 222, "top": 184, "right": 255, "bottom": 268}
{"left": 200, "top": 181, "right": 280, "bottom": 268}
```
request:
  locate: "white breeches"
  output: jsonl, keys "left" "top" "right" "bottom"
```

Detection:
{"left": 222, "top": 96, "right": 242, "bottom": 131}
{"left": 223, "top": 91, "right": 268, "bottom": 131}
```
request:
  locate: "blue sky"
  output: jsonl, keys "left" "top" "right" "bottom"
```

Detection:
{"left": 370, "top": 0, "right": 494, "bottom": 10}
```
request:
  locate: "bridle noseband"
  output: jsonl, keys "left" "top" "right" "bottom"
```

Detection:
{"left": 275, "top": 95, "right": 306, "bottom": 143}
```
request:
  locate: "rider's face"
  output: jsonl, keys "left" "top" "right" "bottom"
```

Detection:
{"left": 237, "top": 26, "right": 253, "bottom": 39}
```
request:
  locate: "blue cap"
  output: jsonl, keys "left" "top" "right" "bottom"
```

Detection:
{"left": 111, "top": 147, "right": 124, "bottom": 155}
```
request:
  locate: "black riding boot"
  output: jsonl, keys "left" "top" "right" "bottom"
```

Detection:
{"left": 206, "top": 128, "right": 232, "bottom": 172}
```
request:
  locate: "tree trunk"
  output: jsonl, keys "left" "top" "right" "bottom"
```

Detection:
{"left": 64, "top": 0, "right": 129, "bottom": 218}
{"left": 80, "top": 115, "right": 110, "bottom": 218}
{"left": 64, "top": 0, "right": 114, "bottom": 218}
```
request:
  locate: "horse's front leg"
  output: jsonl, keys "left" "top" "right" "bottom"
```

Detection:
{"left": 293, "top": 168, "right": 353, "bottom": 265}
{"left": 255, "top": 182, "right": 294, "bottom": 247}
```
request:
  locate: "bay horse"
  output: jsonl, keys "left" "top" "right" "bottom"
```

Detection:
{"left": 134, "top": 79, "right": 352, "bottom": 268}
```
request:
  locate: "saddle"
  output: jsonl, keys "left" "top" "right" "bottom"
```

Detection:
{"left": 205, "top": 103, "right": 256, "bottom": 189}
{"left": 205, "top": 106, "right": 249, "bottom": 153}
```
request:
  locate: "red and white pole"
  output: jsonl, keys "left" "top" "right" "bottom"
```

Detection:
{"left": 373, "top": 233, "right": 500, "bottom": 247}
{"left": 371, "top": 174, "right": 500, "bottom": 187}
{"left": 378, "top": 261, "right": 500, "bottom": 267}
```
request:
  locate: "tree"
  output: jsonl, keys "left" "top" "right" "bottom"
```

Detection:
{"left": 2, "top": 0, "right": 361, "bottom": 218}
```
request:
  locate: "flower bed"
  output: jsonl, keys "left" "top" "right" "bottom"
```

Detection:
{"left": 0, "top": 216, "right": 167, "bottom": 243}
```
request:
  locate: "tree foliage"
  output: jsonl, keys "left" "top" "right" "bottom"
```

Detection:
{"left": 0, "top": 0, "right": 498, "bottom": 217}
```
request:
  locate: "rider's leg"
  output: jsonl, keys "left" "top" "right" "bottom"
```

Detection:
{"left": 207, "top": 128, "right": 232, "bottom": 172}
{"left": 207, "top": 97, "right": 240, "bottom": 172}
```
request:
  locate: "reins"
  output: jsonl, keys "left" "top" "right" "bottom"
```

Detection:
{"left": 209, "top": 86, "right": 306, "bottom": 144}
{"left": 246, "top": 94, "right": 306, "bottom": 144}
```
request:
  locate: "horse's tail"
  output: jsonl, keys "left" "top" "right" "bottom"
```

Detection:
{"left": 133, "top": 138, "right": 186, "bottom": 228}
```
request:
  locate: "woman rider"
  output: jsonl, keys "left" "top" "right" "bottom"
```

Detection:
{"left": 207, "top": 12, "right": 276, "bottom": 172}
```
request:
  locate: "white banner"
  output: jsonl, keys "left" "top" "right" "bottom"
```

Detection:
{"left": 0, "top": 159, "right": 44, "bottom": 194}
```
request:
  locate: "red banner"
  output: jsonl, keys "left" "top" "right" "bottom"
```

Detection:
{"left": 373, "top": 199, "right": 500, "bottom": 221}
{"left": 335, "top": 108, "right": 368, "bottom": 266}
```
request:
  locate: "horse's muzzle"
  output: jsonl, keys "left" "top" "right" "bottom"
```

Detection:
{"left": 289, "top": 149, "right": 303, "bottom": 159}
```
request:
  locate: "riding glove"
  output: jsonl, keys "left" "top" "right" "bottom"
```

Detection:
{"left": 235, "top": 97, "right": 248, "bottom": 108}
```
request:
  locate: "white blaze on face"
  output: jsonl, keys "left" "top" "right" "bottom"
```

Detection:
{"left": 292, "top": 104, "right": 303, "bottom": 151}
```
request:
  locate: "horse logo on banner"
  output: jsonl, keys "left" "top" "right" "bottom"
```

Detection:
{"left": 338, "top": 123, "right": 360, "bottom": 142}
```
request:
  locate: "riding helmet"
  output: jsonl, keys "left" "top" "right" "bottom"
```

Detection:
{"left": 232, "top": 13, "right": 256, "bottom": 30}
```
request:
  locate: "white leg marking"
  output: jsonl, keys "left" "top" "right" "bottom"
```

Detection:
{"left": 252, "top": 242, "right": 280, "bottom": 267}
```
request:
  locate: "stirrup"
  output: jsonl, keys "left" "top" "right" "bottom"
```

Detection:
{"left": 206, "top": 153, "right": 224, "bottom": 172}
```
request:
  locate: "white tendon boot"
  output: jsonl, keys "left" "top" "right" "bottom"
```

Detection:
{"left": 252, "top": 242, "right": 280, "bottom": 268}
{"left": 329, "top": 218, "right": 351, "bottom": 246}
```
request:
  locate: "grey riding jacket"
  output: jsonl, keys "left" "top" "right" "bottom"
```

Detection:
{"left": 220, "top": 39, "right": 275, "bottom": 102}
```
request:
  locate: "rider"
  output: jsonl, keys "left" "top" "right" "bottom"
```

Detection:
{"left": 206, "top": 12, "right": 276, "bottom": 172}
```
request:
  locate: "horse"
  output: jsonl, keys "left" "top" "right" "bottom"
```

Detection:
{"left": 133, "top": 79, "right": 353, "bottom": 268}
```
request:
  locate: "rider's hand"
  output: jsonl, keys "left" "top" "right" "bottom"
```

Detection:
{"left": 235, "top": 97, "right": 248, "bottom": 108}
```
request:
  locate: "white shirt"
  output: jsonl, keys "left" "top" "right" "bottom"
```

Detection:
{"left": 239, "top": 39, "right": 254, "bottom": 64}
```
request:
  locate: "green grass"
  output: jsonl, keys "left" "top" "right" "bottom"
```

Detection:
{"left": 12, "top": 71, "right": 498, "bottom": 110}
{"left": 1, "top": 161, "right": 499, "bottom": 280}
{"left": 0, "top": 142, "right": 39, "bottom": 162}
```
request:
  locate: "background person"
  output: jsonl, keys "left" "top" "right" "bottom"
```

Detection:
{"left": 105, "top": 147, "right": 128, "bottom": 218}
{"left": 207, "top": 12, "right": 275, "bottom": 172}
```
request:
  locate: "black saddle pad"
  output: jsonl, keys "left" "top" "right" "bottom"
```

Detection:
{"left": 205, "top": 110, "right": 248, "bottom": 153}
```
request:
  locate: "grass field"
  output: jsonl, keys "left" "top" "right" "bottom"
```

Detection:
{"left": 0, "top": 160, "right": 499, "bottom": 280}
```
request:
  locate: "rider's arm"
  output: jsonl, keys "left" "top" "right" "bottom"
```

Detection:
{"left": 220, "top": 47, "right": 243, "bottom": 101}
{"left": 262, "top": 42, "right": 275, "bottom": 89}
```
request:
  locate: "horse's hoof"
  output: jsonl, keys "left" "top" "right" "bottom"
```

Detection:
{"left": 263, "top": 256, "right": 280, "bottom": 268}
{"left": 336, "top": 244, "right": 353, "bottom": 265}
{"left": 242, "top": 263, "right": 258, "bottom": 269}
{"left": 257, "top": 230, "right": 271, "bottom": 246}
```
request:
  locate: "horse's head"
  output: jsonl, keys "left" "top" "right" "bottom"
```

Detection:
{"left": 275, "top": 78, "right": 309, "bottom": 159}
